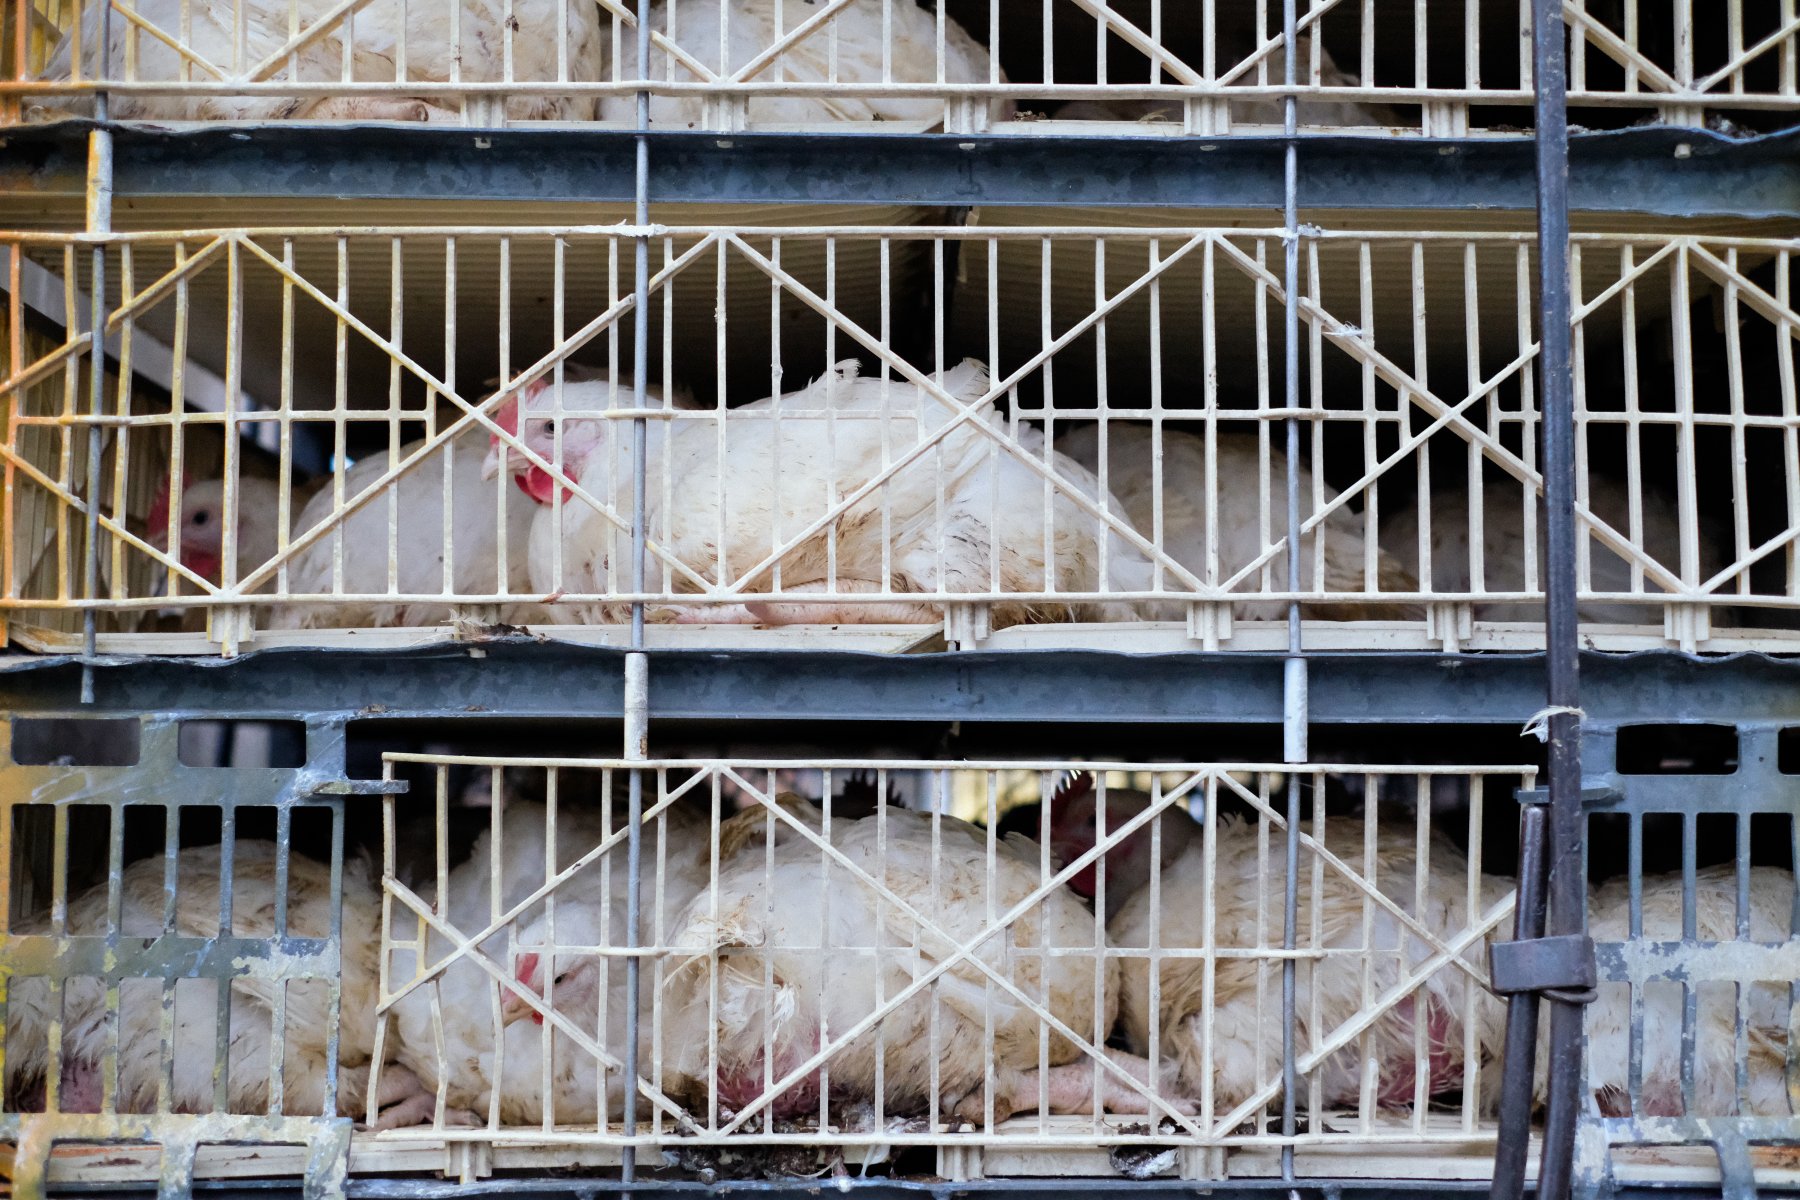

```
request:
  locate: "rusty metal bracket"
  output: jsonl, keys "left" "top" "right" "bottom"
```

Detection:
{"left": 1488, "top": 933, "right": 1598, "bottom": 1003}
{"left": 311, "top": 778, "right": 410, "bottom": 795}
{"left": 1512, "top": 784, "right": 1620, "bottom": 808}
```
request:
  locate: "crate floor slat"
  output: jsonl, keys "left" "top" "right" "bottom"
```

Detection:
{"left": 12, "top": 620, "right": 1800, "bottom": 657}
{"left": 18, "top": 1113, "right": 1795, "bottom": 1188}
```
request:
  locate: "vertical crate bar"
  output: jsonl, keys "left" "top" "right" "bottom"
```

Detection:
{"left": 620, "top": 0, "right": 654, "bottom": 1179}
{"left": 1279, "top": 0, "right": 1307, "bottom": 1185}
{"left": 79, "top": 1, "right": 114, "bottom": 703}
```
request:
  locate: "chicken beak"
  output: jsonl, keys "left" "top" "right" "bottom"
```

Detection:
{"left": 479, "top": 446, "right": 504, "bottom": 482}
{"left": 499, "top": 989, "right": 538, "bottom": 1027}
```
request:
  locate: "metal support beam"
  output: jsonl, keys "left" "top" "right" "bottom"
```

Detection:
{"left": 2, "top": 125, "right": 1797, "bottom": 218}
{"left": 5, "top": 646, "right": 1800, "bottom": 726}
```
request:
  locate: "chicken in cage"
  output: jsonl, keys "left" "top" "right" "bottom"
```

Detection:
{"left": 8, "top": 226, "right": 1800, "bottom": 653}
{"left": 2, "top": 830, "right": 435, "bottom": 1127}
{"left": 3, "top": 2, "right": 1800, "bottom": 1195}
{"left": 1047, "top": 771, "right": 1800, "bottom": 1124}
{"left": 0, "top": 746, "right": 1795, "bottom": 1190}
{"left": 9, "top": 3, "right": 1800, "bottom": 135}
{"left": 358, "top": 757, "right": 1800, "bottom": 1146}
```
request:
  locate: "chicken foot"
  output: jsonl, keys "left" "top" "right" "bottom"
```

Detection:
{"left": 346, "top": 1063, "right": 470, "bottom": 1130}
{"left": 302, "top": 96, "right": 462, "bottom": 123}
{"left": 665, "top": 580, "right": 941, "bottom": 625}
{"left": 746, "top": 580, "right": 941, "bottom": 625}
{"left": 960, "top": 1049, "right": 1196, "bottom": 1123}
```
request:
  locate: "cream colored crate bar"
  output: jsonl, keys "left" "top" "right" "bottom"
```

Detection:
{"left": 5, "top": 223, "right": 1800, "bottom": 655}
{"left": 22, "top": 1114, "right": 1800, "bottom": 1187}
{"left": 368, "top": 757, "right": 1531, "bottom": 1162}
{"left": 3, "top": 0, "right": 1796, "bottom": 133}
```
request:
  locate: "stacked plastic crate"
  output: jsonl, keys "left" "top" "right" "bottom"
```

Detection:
{"left": 0, "top": 2, "right": 1796, "bottom": 1197}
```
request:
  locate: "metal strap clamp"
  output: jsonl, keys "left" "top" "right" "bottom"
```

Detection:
{"left": 1488, "top": 933, "right": 1598, "bottom": 1005}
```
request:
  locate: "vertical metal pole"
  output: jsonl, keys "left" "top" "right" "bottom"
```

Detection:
{"left": 1279, "top": 0, "right": 1305, "bottom": 1187}
{"left": 80, "top": 2, "right": 115, "bottom": 704}
{"left": 1532, "top": 0, "right": 1586, "bottom": 1189}
{"left": 1492, "top": 5, "right": 1583, "bottom": 1199}
{"left": 620, "top": 0, "right": 652, "bottom": 1179}
{"left": 1489, "top": 803, "right": 1551, "bottom": 1200}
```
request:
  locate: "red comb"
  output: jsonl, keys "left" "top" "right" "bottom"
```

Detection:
{"left": 144, "top": 469, "right": 190, "bottom": 538}
{"left": 1050, "top": 771, "right": 1094, "bottom": 813}
{"left": 491, "top": 394, "right": 521, "bottom": 443}
{"left": 515, "top": 950, "right": 540, "bottom": 983}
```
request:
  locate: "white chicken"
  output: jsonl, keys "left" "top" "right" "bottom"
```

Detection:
{"left": 3, "top": 841, "right": 429, "bottom": 1127}
{"left": 154, "top": 434, "right": 539, "bottom": 628}
{"left": 603, "top": 0, "right": 1009, "bottom": 129}
{"left": 1058, "top": 423, "right": 1419, "bottom": 621}
{"left": 1056, "top": 34, "right": 1395, "bottom": 129}
{"left": 269, "top": 436, "right": 541, "bottom": 629}
{"left": 1051, "top": 776, "right": 1796, "bottom": 1120}
{"left": 646, "top": 800, "right": 1166, "bottom": 1123}
{"left": 40, "top": 0, "right": 601, "bottom": 122}
{"left": 1050, "top": 776, "right": 1508, "bottom": 1117}
{"left": 1379, "top": 471, "right": 1721, "bottom": 626}
{"left": 384, "top": 797, "right": 714, "bottom": 1125}
{"left": 1565, "top": 863, "right": 1793, "bottom": 1119}
{"left": 485, "top": 361, "right": 1152, "bottom": 628}
{"left": 153, "top": 475, "right": 285, "bottom": 590}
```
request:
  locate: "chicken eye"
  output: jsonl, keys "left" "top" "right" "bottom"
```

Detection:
{"left": 192, "top": 510, "right": 211, "bottom": 527}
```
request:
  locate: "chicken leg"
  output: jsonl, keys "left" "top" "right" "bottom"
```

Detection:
{"left": 666, "top": 580, "right": 942, "bottom": 625}
{"left": 959, "top": 1049, "right": 1195, "bottom": 1123}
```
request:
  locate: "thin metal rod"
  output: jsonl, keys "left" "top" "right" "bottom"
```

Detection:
{"left": 620, "top": 0, "right": 653, "bottom": 1178}
{"left": 79, "top": 1, "right": 116, "bottom": 704}
{"left": 1279, "top": 0, "right": 1305, "bottom": 1184}
{"left": 1489, "top": 803, "right": 1551, "bottom": 1200}
{"left": 1534, "top": 1, "right": 1586, "bottom": 1196}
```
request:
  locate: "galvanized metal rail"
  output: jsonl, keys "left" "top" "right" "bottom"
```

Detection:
{"left": 5, "top": 645, "right": 1800, "bottom": 727}
{"left": 3, "top": 124, "right": 1798, "bottom": 218}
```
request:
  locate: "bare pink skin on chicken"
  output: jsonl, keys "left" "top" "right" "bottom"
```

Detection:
{"left": 510, "top": 943, "right": 828, "bottom": 1120}
{"left": 16, "top": 1054, "right": 433, "bottom": 1126}
{"left": 1048, "top": 772, "right": 1465, "bottom": 1111}
{"left": 1376, "top": 994, "right": 1461, "bottom": 1107}
{"left": 7, "top": 1059, "right": 105, "bottom": 1114}
{"left": 713, "top": 1029, "right": 825, "bottom": 1120}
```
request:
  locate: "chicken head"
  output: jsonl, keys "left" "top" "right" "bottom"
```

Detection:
{"left": 501, "top": 912, "right": 607, "bottom": 1029}
{"left": 1048, "top": 772, "right": 1198, "bottom": 920}
{"left": 149, "top": 475, "right": 226, "bottom": 581}
{"left": 481, "top": 377, "right": 652, "bottom": 505}
{"left": 482, "top": 381, "right": 572, "bottom": 505}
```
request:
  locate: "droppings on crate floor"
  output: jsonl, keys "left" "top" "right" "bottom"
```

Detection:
{"left": 662, "top": 1144, "right": 839, "bottom": 1182}
{"left": 1109, "top": 1144, "right": 1179, "bottom": 1179}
